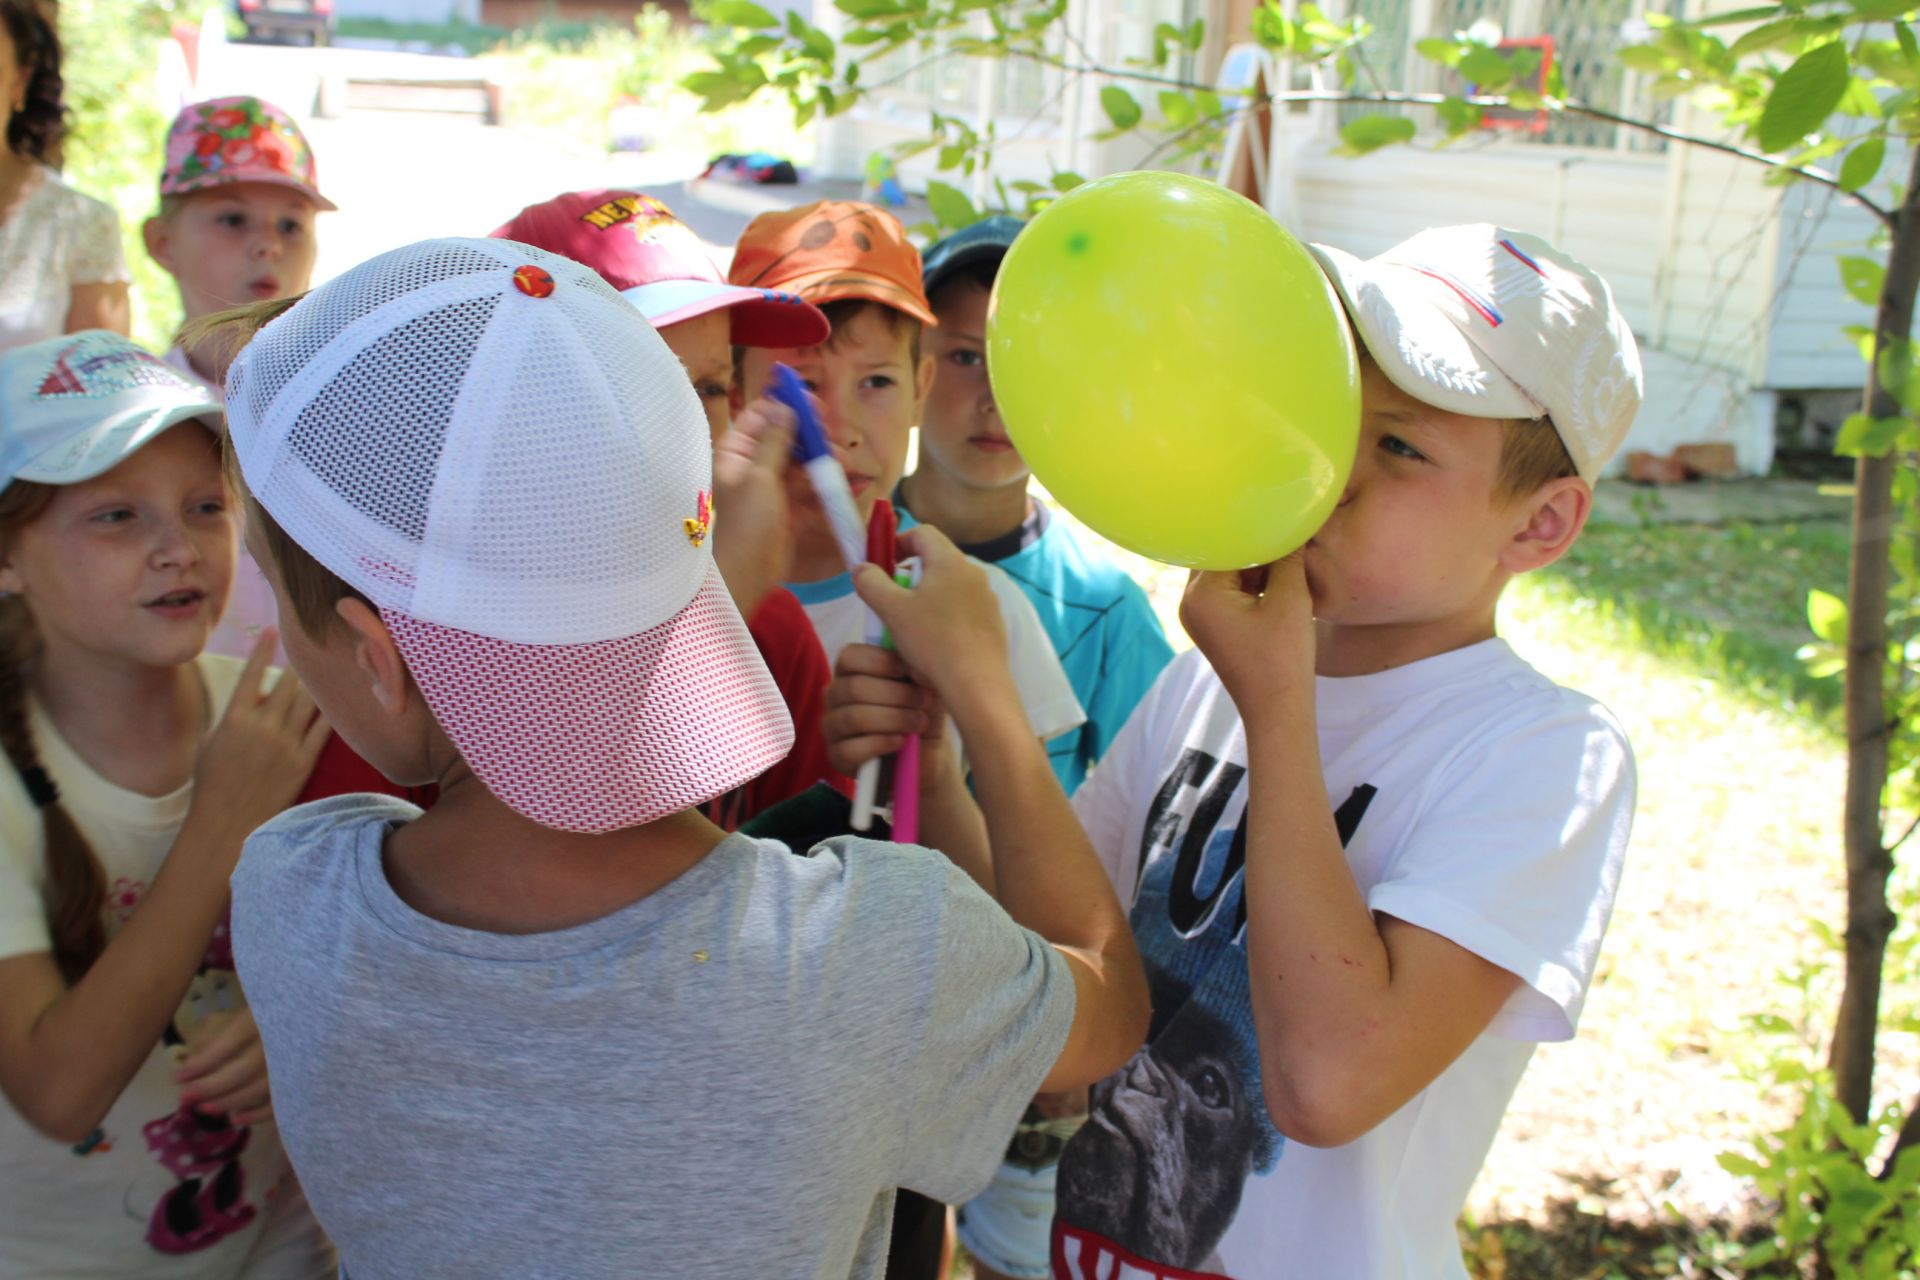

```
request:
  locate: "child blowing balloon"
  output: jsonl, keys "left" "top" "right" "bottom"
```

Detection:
{"left": 0, "top": 332, "right": 332, "bottom": 1275}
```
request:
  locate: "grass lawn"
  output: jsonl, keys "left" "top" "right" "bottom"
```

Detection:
{"left": 986, "top": 491, "right": 1908, "bottom": 1279}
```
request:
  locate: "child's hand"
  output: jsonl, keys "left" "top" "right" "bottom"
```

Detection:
{"left": 851, "top": 526, "right": 1013, "bottom": 719}
{"left": 821, "top": 642, "right": 951, "bottom": 778}
{"left": 712, "top": 396, "right": 798, "bottom": 616}
{"left": 1179, "top": 556, "right": 1316, "bottom": 716}
{"left": 192, "top": 630, "right": 330, "bottom": 839}
{"left": 175, "top": 1008, "right": 273, "bottom": 1127}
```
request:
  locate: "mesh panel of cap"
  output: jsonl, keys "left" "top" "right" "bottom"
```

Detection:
{"left": 226, "top": 237, "right": 793, "bottom": 832}
{"left": 233, "top": 238, "right": 709, "bottom": 644}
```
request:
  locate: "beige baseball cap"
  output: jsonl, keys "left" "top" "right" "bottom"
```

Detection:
{"left": 1308, "top": 224, "right": 1642, "bottom": 479}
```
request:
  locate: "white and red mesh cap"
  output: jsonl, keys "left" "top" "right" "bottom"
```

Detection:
{"left": 224, "top": 237, "right": 793, "bottom": 833}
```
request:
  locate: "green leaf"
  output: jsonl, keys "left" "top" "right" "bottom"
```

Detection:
{"left": 1050, "top": 169, "right": 1085, "bottom": 192}
{"left": 1731, "top": 17, "right": 1833, "bottom": 60}
{"left": 1808, "top": 588, "right": 1849, "bottom": 643}
{"left": 792, "top": 19, "right": 834, "bottom": 63}
{"left": 1616, "top": 44, "right": 1673, "bottom": 73}
{"left": 1838, "top": 254, "right": 1886, "bottom": 305}
{"left": 1435, "top": 95, "right": 1481, "bottom": 136}
{"left": 1100, "top": 84, "right": 1142, "bottom": 129}
{"left": 1835, "top": 413, "right": 1909, "bottom": 457}
{"left": 833, "top": 0, "right": 905, "bottom": 18}
{"left": 1838, "top": 75, "right": 1885, "bottom": 118}
{"left": 1719, "top": 1152, "right": 1768, "bottom": 1178}
{"left": 1758, "top": 41, "right": 1850, "bottom": 153}
{"left": 1415, "top": 37, "right": 1462, "bottom": 67}
{"left": 1850, "top": 0, "right": 1918, "bottom": 18}
{"left": 1159, "top": 89, "right": 1195, "bottom": 127}
{"left": 1337, "top": 113, "right": 1416, "bottom": 154}
{"left": 703, "top": 0, "right": 780, "bottom": 27}
{"left": 924, "top": 179, "right": 980, "bottom": 230}
{"left": 1840, "top": 135, "right": 1886, "bottom": 192}
{"left": 1900, "top": 21, "right": 1920, "bottom": 70}
{"left": 1194, "top": 88, "right": 1224, "bottom": 120}
{"left": 1457, "top": 45, "right": 1516, "bottom": 89}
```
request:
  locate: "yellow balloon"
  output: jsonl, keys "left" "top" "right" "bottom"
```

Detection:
{"left": 987, "top": 172, "right": 1359, "bottom": 570}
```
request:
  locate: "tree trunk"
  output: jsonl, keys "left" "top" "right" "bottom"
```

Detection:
{"left": 1828, "top": 144, "right": 1920, "bottom": 1125}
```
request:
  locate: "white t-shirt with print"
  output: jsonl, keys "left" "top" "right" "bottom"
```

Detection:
{"left": 0, "top": 654, "right": 331, "bottom": 1280}
{"left": 789, "top": 560, "right": 1086, "bottom": 751}
{"left": 1051, "top": 640, "right": 1634, "bottom": 1280}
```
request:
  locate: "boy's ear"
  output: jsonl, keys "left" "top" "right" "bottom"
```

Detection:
{"left": 913, "top": 352, "right": 935, "bottom": 411}
{"left": 335, "top": 597, "right": 413, "bottom": 715}
{"left": 142, "top": 216, "right": 174, "bottom": 273}
{"left": 1502, "top": 476, "right": 1592, "bottom": 574}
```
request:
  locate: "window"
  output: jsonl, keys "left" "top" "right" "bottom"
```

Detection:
{"left": 1334, "top": 0, "right": 1683, "bottom": 149}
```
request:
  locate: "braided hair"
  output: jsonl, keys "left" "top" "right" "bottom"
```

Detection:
{"left": 0, "top": 480, "right": 107, "bottom": 983}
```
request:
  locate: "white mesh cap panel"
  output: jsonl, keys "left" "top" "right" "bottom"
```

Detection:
{"left": 414, "top": 275, "right": 709, "bottom": 641}
{"left": 224, "top": 237, "right": 791, "bottom": 832}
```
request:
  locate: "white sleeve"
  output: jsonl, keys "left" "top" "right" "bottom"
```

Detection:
{"left": 982, "top": 562, "right": 1085, "bottom": 743}
{"left": 1366, "top": 699, "right": 1635, "bottom": 1042}
{"left": 1071, "top": 648, "right": 1200, "bottom": 910}
{"left": 0, "top": 773, "right": 50, "bottom": 962}
{"left": 67, "top": 191, "right": 130, "bottom": 287}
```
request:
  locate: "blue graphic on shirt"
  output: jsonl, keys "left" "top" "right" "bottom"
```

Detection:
{"left": 1056, "top": 747, "right": 1376, "bottom": 1274}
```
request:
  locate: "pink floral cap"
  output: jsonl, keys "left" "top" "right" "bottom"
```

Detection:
{"left": 159, "top": 96, "right": 336, "bottom": 211}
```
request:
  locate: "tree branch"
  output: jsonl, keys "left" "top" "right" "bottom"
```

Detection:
{"left": 1028, "top": 60, "right": 1897, "bottom": 225}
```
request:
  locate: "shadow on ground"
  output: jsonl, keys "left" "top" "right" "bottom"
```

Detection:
{"left": 1460, "top": 1176, "right": 1774, "bottom": 1279}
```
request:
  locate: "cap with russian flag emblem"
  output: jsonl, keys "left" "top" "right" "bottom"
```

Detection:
{"left": 1307, "top": 224, "right": 1642, "bottom": 480}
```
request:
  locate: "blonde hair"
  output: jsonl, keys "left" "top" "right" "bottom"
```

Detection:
{"left": 186, "top": 296, "right": 367, "bottom": 639}
{"left": 1496, "top": 417, "right": 1578, "bottom": 505}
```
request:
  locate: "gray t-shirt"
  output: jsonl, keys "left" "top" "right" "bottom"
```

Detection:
{"left": 231, "top": 794, "right": 1074, "bottom": 1279}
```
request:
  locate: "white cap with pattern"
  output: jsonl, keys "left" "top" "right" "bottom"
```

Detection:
{"left": 1308, "top": 224, "right": 1642, "bottom": 480}
{"left": 0, "top": 331, "right": 221, "bottom": 488}
{"left": 226, "top": 237, "right": 792, "bottom": 833}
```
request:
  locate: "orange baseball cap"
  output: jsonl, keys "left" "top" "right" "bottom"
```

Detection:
{"left": 728, "top": 200, "right": 938, "bottom": 329}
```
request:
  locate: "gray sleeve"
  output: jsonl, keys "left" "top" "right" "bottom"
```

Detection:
{"left": 892, "top": 859, "right": 1076, "bottom": 1204}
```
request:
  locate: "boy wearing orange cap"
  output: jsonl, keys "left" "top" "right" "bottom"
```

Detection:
{"left": 728, "top": 201, "right": 1083, "bottom": 769}
{"left": 491, "top": 189, "right": 847, "bottom": 826}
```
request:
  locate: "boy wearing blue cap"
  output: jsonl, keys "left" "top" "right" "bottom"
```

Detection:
{"left": 895, "top": 217, "right": 1176, "bottom": 1280}
{"left": 899, "top": 217, "right": 1173, "bottom": 799}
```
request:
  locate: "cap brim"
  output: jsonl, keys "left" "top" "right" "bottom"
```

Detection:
{"left": 383, "top": 563, "right": 794, "bottom": 834}
{"left": 623, "top": 280, "right": 832, "bottom": 349}
{"left": 164, "top": 173, "right": 338, "bottom": 213}
{"left": 923, "top": 241, "right": 1012, "bottom": 298}
{"left": 1307, "top": 242, "right": 1538, "bottom": 422}
{"left": 15, "top": 401, "right": 222, "bottom": 485}
{"left": 771, "top": 267, "right": 938, "bottom": 328}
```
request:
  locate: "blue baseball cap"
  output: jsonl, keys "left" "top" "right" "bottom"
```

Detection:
{"left": 0, "top": 332, "right": 220, "bottom": 488}
{"left": 921, "top": 214, "right": 1025, "bottom": 299}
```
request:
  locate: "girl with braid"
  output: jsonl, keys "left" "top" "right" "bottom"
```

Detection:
{"left": 0, "top": 331, "right": 334, "bottom": 1277}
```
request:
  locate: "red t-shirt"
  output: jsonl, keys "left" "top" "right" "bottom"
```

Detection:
{"left": 706, "top": 587, "right": 848, "bottom": 830}
{"left": 296, "top": 733, "right": 437, "bottom": 809}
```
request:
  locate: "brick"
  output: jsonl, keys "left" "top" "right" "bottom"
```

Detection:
{"left": 1674, "top": 442, "right": 1739, "bottom": 478}
{"left": 1625, "top": 450, "right": 1690, "bottom": 485}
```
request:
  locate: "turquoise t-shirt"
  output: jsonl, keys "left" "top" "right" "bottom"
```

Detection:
{"left": 896, "top": 500, "right": 1174, "bottom": 794}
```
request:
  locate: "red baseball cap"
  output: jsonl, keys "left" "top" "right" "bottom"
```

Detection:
{"left": 491, "top": 190, "right": 828, "bottom": 348}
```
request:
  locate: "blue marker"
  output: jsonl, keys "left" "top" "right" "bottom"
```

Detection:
{"left": 770, "top": 363, "right": 868, "bottom": 573}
